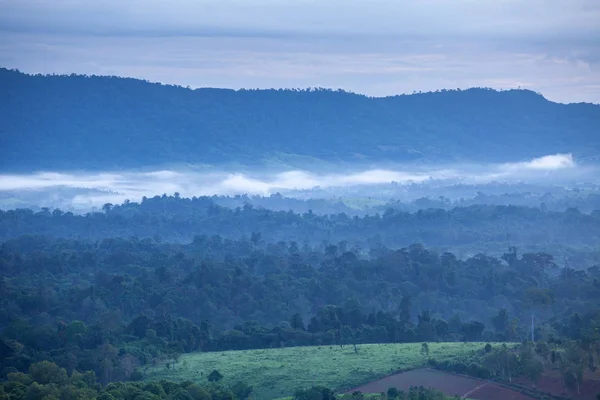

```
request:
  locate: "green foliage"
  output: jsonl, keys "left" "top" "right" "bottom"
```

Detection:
{"left": 293, "top": 386, "right": 335, "bottom": 400}
{"left": 143, "top": 382, "right": 167, "bottom": 397}
{"left": 0, "top": 371, "right": 247, "bottom": 400}
{"left": 167, "top": 387, "right": 195, "bottom": 400}
{"left": 186, "top": 384, "right": 212, "bottom": 400}
{"left": 386, "top": 387, "right": 399, "bottom": 399}
{"left": 28, "top": 361, "right": 68, "bottom": 385}
{"left": 231, "top": 381, "right": 253, "bottom": 400}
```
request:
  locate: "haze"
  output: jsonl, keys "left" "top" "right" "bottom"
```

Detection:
{"left": 0, "top": 153, "right": 593, "bottom": 210}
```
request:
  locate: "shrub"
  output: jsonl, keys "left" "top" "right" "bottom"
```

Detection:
{"left": 386, "top": 387, "right": 399, "bottom": 399}
{"left": 207, "top": 369, "right": 223, "bottom": 382}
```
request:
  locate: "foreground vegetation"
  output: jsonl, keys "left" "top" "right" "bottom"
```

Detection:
{"left": 146, "top": 343, "right": 492, "bottom": 399}
{"left": 1, "top": 196, "right": 599, "bottom": 399}
{"left": 0, "top": 363, "right": 460, "bottom": 400}
{"left": 1, "top": 222, "right": 599, "bottom": 393}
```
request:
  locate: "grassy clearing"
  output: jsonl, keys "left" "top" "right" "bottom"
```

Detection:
{"left": 146, "top": 342, "right": 506, "bottom": 400}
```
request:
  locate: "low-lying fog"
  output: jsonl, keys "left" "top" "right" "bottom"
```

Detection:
{"left": 0, "top": 153, "right": 598, "bottom": 212}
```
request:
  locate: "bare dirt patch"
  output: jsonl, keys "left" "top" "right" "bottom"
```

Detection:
{"left": 514, "top": 368, "right": 600, "bottom": 400}
{"left": 347, "top": 369, "right": 534, "bottom": 400}
{"left": 467, "top": 383, "right": 535, "bottom": 400}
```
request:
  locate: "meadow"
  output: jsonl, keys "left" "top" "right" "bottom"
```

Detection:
{"left": 146, "top": 342, "right": 508, "bottom": 399}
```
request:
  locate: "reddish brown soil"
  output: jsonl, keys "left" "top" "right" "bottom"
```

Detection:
{"left": 514, "top": 368, "right": 600, "bottom": 400}
{"left": 467, "top": 383, "right": 534, "bottom": 400}
{"left": 346, "top": 369, "right": 534, "bottom": 400}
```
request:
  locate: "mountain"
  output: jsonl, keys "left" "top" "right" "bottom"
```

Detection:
{"left": 1, "top": 67, "right": 599, "bottom": 171}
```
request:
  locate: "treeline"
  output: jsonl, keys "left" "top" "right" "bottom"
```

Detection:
{"left": 296, "top": 386, "right": 459, "bottom": 400}
{"left": 379, "top": 191, "right": 600, "bottom": 214}
{"left": 0, "top": 360, "right": 251, "bottom": 400}
{"left": 428, "top": 340, "right": 597, "bottom": 397}
{"left": 187, "top": 190, "right": 600, "bottom": 216}
{"left": 2, "top": 195, "right": 600, "bottom": 254}
{"left": 1, "top": 234, "right": 600, "bottom": 388}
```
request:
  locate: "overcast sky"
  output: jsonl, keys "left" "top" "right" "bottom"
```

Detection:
{"left": 1, "top": 0, "right": 599, "bottom": 103}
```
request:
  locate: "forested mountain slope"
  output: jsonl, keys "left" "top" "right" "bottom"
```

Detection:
{"left": 2, "top": 68, "right": 600, "bottom": 170}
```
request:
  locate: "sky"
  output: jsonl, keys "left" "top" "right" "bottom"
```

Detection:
{"left": 0, "top": 0, "right": 599, "bottom": 103}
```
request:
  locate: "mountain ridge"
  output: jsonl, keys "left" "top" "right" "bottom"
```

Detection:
{"left": 1, "top": 67, "right": 599, "bottom": 171}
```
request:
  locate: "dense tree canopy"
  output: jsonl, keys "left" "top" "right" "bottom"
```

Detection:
{"left": 1, "top": 196, "right": 600, "bottom": 262}
{"left": 1, "top": 230, "right": 599, "bottom": 390}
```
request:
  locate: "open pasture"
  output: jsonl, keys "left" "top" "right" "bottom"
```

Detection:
{"left": 146, "top": 342, "right": 502, "bottom": 399}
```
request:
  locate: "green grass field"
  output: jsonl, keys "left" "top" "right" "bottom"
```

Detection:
{"left": 146, "top": 342, "right": 505, "bottom": 400}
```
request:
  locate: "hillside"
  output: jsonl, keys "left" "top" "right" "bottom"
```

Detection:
{"left": 1, "top": 68, "right": 599, "bottom": 171}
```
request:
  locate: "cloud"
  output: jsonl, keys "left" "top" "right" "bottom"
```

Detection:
{"left": 1, "top": 0, "right": 599, "bottom": 41}
{"left": 513, "top": 153, "right": 576, "bottom": 171}
{"left": 1, "top": 1, "right": 599, "bottom": 102}
{"left": 0, "top": 154, "right": 591, "bottom": 210}
{"left": 2, "top": 32, "right": 599, "bottom": 103}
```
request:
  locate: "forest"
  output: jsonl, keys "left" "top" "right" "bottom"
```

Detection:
{"left": 2, "top": 195, "right": 600, "bottom": 261}
{"left": 1, "top": 194, "right": 599, "bottom": 399}
{"left": 2, "top": 68, "right": 600, "bottom": 171}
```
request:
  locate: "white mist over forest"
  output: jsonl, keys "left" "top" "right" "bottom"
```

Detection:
{"left": 0, "top": 153, "right": 594, "bottom": 211}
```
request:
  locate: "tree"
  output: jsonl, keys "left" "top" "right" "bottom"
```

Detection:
{"left": 290, "top": 313, "right": 305, "bottom": 331}
{"left": 492, "top": 309, "right": 509, "bottom": 338}
{"left": 24, "top": 382, "right": 60, "bottom": 400}
{"left": 421, "top": 343, "right": 430, "bottom": 359}
{"left": 399, "top": 296, "right": 411, "bottom": 324}
{"left": 534, "top": 341, "right": 550, "bottom": 363}
{"left": 461, "top": 321, "right": 485, "bottom": 341}
{"left": 187, "top": 384, "right": 212, "bottom": 400}
{"left": 523, "top": 358, "right": 544, "bottom": 386}
{"left": 207, "top": 369, "right": 223, "bottom": 382}
{"left": 294, "top": 386, "right": 335, "bottom": 400}
{"left": 501, "top": 246, "right": 518, "bottom": 267}
{"left": 28, "top": 361, "right": 68, "bottom": 385}
{"left": 386, "top": 387, "right": 399, "bottom": 399}
{"left": 250, "top": 232, "right": 262, "bottom": 247}
{"left": 561, "top": 342, "right": 586, "bottom": 395}
{"left": 483, "top": 344, "right": 518, "bottom": 382}
{"left": 231, "top": 381, "right": 253, "bottom": 400}
{"left": 168, "top": 388, "right": 195, "bottom": 400}
{"left": 519, "top": 343, "right": 543, "bottom": 386}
